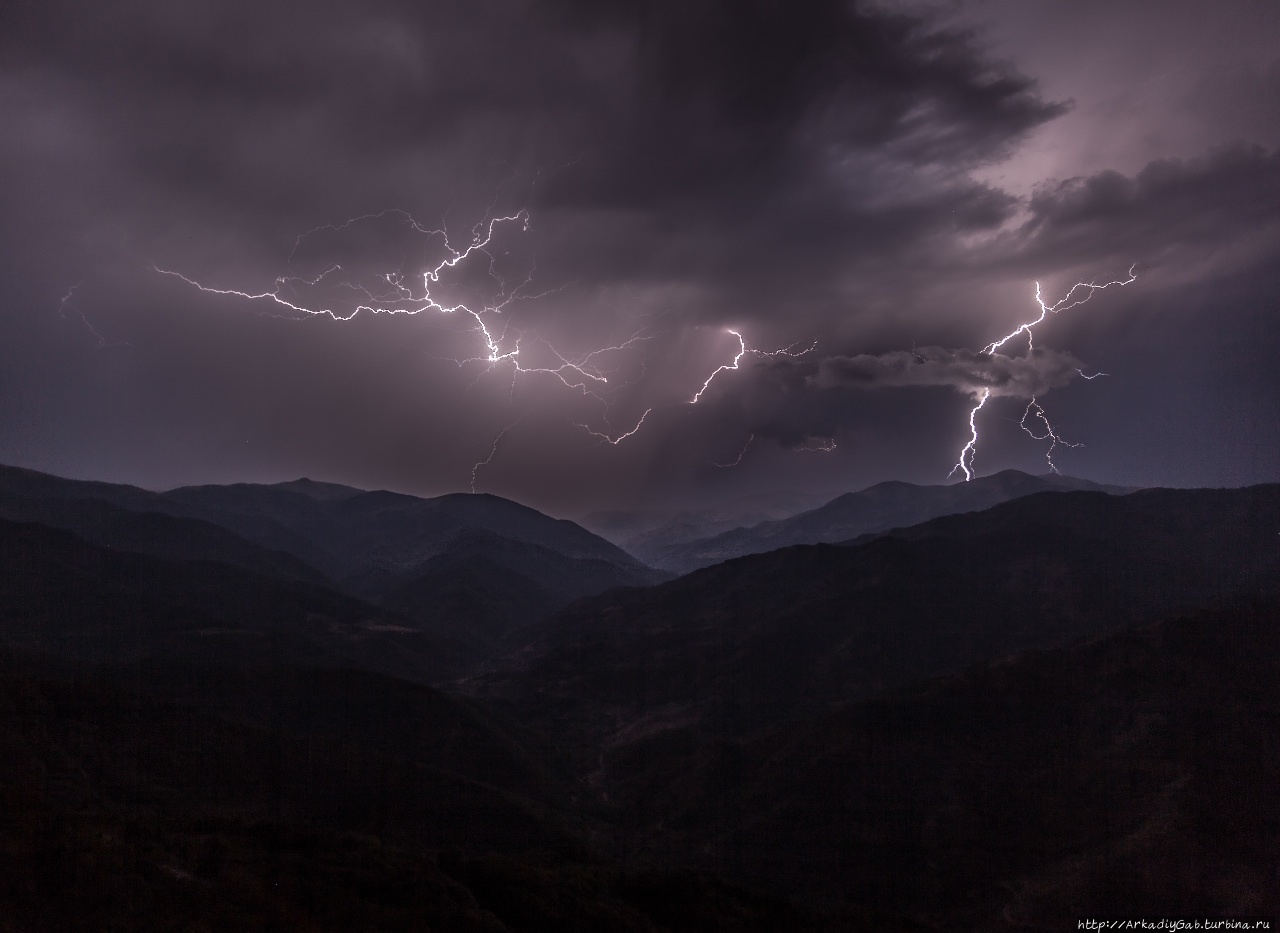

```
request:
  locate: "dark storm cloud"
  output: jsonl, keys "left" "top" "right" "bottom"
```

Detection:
{"left": 1000, "top": 144, "right": 1280, "bottom": 272}
{"left": 664, "top": 342, "right": 1080, "bottom": 454}
{"left": 812, "top": 346, "right": 1082, "bottom": 399}
{"left": 524, "top": 0, "right": 1066, "bottom": 317}
{"left": 2, "top": 0, "right": 1277, "bottom": 509}
{"left": 538, "top": 0, "right": 1066, "bottom": 203}
{"left": 2, "top": 0, "right": 1065, "bottom": 295}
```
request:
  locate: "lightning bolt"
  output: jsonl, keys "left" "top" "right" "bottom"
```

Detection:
{"left": 574, "top": 407, "right": 653, "bottom": 445}
{"left": 57, "top": 284, "right": 79, "bottom": 321}
{"left": 691, "top": 330, "right": 749, "bottom": 404}
{"left": 148, "top": 201, "right": 1136, "bottom": 489}
{"left": 572, "top": 328, "right": 812, "bottom": 449}
{"left": 152, "top": 209, "right": 534, "bottom": 326}
{"left": 690, "top": 330, "right": 816, "bottom": 404}
{"left": 712, "top": 434, "right": 755, "bottom": 468}
{"left": 153, "top": 207, "right": 680, "bottom": 476}
{"left": 1019, "top": 398, "right": 1082, "bottom": 474}
{"left": 56, "top": 283, "right": 129, "bottom": 350}
{"left": 949, "top": 388, "right": 990, "bottom": 481}
{"left": 982, "top": 265, "right": 1138, "bottom": 355}
{"left": 952, "top": 266, "right": 1137, "bottom": 481}
{"left": 471, "top": 418, "right": 522, "bottom": 493}
{"left": 687, "top": 331, "right": 819, "bottom": 468}
{"left": 153, "top": 204, "right": 834, "bottom": 485}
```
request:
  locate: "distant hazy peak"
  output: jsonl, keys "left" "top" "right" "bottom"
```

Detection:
{"left": 269, "top": 478, "right": 367, "bottom": 501}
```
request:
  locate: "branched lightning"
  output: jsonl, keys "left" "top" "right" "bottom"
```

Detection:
{"left": 153, "top": 209, "right": 533, "bottom": 327}
{"left": 687, "top": 331, "right": 819, "bottom": 467}
{"left": 690, "top": 330, "right": 749, "bottom": 404}
{"left": 574, "top": 408, "right": 653, "bottom": 445}
{"left": 154, "top": 207, "right": 681, "bottom": 477}
{"left": 982, "top": 265, "right": 1137, "bottom": 355}
{"left": 690, "top": 330, "right": 816, "bottom": 404}
{"left": 1019, "top": 398, "right": 1082, "bottom": 474}
{"left": 952, "top": 266, "right": 1137, "bottom": 481}
{"left": 57, "top": 283, "right": 129, "bottom": 350}
{"left": 155, "top": 205, "right": 833, "bottom": 483}
{"left": 149, "top": 200, "right": 1136, "bottom": 489}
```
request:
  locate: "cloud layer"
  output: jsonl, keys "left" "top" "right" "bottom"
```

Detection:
{"left": 812, "top": 347, "right": 1083, "bottom": 399}
{"left": 1, "top": 0, "right": 1278, "bottom": 510}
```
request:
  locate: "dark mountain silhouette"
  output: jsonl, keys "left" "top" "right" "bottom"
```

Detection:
{"left": 0, "top": 463, "right": 176, "bottom": 512}
{"left": 163, "top": 483, "right": 655, "bottom": 591}
{"left": 270, "top": 476, "right": 369, "bottom": 501}
{"left": 379, "top": 529, "right": 668, "bottom": 653}
{"left": 0, "top": 517, "right": 467, "bottom": 681}
{"left": 596, "top": 600, "right": 1280, "bottom": 928}
{"left": 162, "top": 484, "right": 665, "bottom": 646}
{"left": 581, "top": 488, "right": 833, "bottom": 556}
{"left": 0, "top": 463, "right": 344, "bottom": 573}
{"left": 0, "top": 494, "right": 330, "bottom": 586}
{"left": 2, "top": 465, "right": 1276, "bottom": 929}
{"left": 0, "top": 464, "right": 663, "bottom": 650}
{"left": 100, "top": 659, "right": 569, "bottom": 814}
{"left": 469, "top": 485, "right": 1280, "bottom": 750}
{"left": 0, "top": 647, "right": 867, "bottom": 931}
{"left": 636, "top": 469, "right": 1131, "bottom": 572}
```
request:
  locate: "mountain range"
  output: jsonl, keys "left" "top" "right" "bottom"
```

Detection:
{"left": 581, "top": 487, "right": 834, "bottom": 555}
{"left": 629, "top": 469, "right": 1133, "bottom": 572}
{"left": 0, "top": 464, "right": 661, "bottom": 662}
{"left": 1, "top": 462, "right": 1276, "bottom": 929}
{"left": 467, "top": 484, "right": 1280, "bottom": 744}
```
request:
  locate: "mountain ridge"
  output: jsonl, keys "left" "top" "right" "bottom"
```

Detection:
{"left": 633, "top": 469, "right": 1135, "bottom": 572}
{"left": 0, "top": 463, "right": 663, "bottom": 651}
{"left": 469, "top": 484, "right": 1280, "bottom": 750}
{"left": 1, "top": 466, "right": 1276, "bottom": 928}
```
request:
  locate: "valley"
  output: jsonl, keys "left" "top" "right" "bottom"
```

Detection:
{"left": 1, "top": 464, "right": 1276, "bottom": 930}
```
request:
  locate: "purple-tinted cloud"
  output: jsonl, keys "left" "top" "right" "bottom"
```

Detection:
{"left": 811, "top": 347, "right": 1082, "bottom": 399}
{"left": 0, "top": 0, "right": 1276, "bottom": 510}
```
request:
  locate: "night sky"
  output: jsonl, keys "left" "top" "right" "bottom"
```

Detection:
{"left": 3, "top": 0, "right": 1278, "bottom": 517}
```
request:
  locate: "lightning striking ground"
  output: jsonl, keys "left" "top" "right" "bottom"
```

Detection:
{"left": 951, "top": 266, "right": 1137, "bottom": 481}
{"left": 148, "top": 200, "right": 1137, "bottom": 490}
{"left": 950, "top": 389, "right": 990, "bottom": 481}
